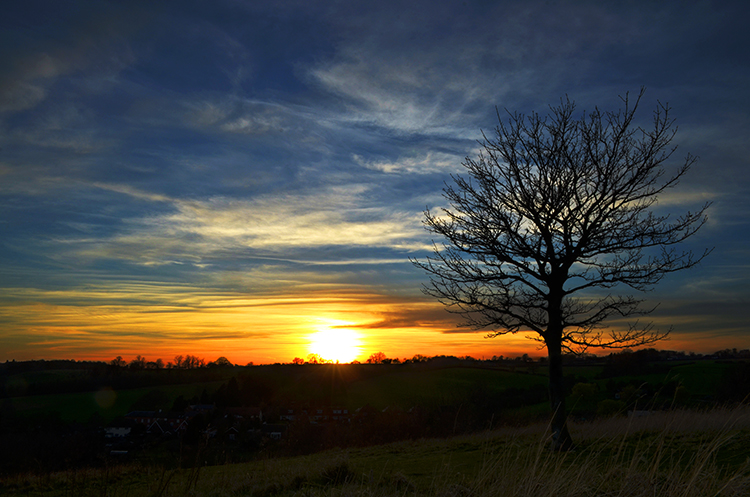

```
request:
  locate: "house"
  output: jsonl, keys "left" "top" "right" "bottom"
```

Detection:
{"left": 124, "top": 410, "right": 192, "bottom": 434}
{"left": 308, "top": 406, "right": 350, "bottom": 423}
{"left": 279, "top": 408, "right": 297, "bottom": 421}
{"left": 125, "top": 410, "right": 159, "bottom": 426}
{"left": 225, "top": 406, "right": 263, "bottom": 422}
{"left": 104, "top": 426, "right": 132, "bottom": 438}
{"left": 224, "top": 426, "right": 240, "bottom": 441}
{"left": 186, "top": 404, "right": 215, "bottom": 416}
{"left": 261, "top": 423, "right": 287, "bottom": 440}
{"left": 104, "top": 418, "right": 137, "bottom": 438}
{"left": 330, "top": 407, "right": 350, "bottom": 421}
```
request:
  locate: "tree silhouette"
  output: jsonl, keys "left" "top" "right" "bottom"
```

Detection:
{"left": 129, "top": 355, "right": 146, "bottom": 370}
{"left": 110, "top": 356, "right": 126, "bottom": 367}
{"left": 210, "top": 356, "right": 232, "bottom": 367}
{"left": 367, "top": 352, "right": 387, "bottom": 364}
{"left": 307, "top": 353, "right": 323, "bottom": 364}
{"left": 412, "top": 90, "right": 710, "bottom": 450}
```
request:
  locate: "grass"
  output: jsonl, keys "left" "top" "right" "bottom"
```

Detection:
{"left": 3, "top": 405, "right": 750, "bottom": 496}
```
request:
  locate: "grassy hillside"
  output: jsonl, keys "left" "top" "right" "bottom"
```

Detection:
{"left": 3, "top": 407, "right": 749, "bottom": 496}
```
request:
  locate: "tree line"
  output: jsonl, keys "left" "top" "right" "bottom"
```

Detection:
{"left": 109, "top": 354, "right": 236, "bottom": 370}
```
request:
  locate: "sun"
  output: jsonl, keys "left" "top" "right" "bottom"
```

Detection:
{"left": 308, "top": 324, "right": 361, "bottom": 363}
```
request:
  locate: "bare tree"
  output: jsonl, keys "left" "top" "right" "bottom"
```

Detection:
{"left": 412, "top": 89, "right": 710, "bottom": 450}
{"left": 110, "top": 356, "right": 126, "bottom": 368}
{"left": 129, "top": 355, "right": 146, "bottom": 370}
{"left": 367, "top": 351, "right": 387, "bottom": 364}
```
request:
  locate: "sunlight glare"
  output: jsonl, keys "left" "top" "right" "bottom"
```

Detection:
{"left": 308, "top": 321, "right": 362, "bottom": 363}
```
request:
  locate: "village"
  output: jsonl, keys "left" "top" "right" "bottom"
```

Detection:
{"left": 103, "top": 402, "right": 420, "bottom": 460}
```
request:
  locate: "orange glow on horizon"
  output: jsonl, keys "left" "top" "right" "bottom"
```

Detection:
{"left": 1, "top": 285, "right": 746, "bottom": 365}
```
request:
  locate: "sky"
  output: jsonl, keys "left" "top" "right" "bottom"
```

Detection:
{"left": 1, "top": 0, "right": 749, "bottom": 365}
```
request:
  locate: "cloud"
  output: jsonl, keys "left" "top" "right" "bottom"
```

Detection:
{"left": 0, "top": 6, "right": 139, "bottom": 114}
{"left": 0, "top": 281, "right": 461, "bottom": 362}
{"left": 8, "top": 102, "right": 107, "bottom": 153}
{"left": 297, "top": 0, "right": 745, "bottom": 152}
{"left": 347, "top": 302, "right": 462, "bottom": 331}
{"left": 0, "top": 81, "right": 48, "bottom": 113}
{"left": 0, "top": 52, "right": 71, "bottom": 113}
{"left": 184, "top": 97, "right": 292, "bottom": 135}
{"left": 167, "top": 188, "right": 425, "bottom": 250}
{"left": 353, "top": 150, "right": 467, "bottom": 175}
{"left": 302, "top": 1, "right": 675, "bottom": 137}
{"left": 656, "top": 190, "right": 717, "bottom": 207}
{"left": 88, "top": 182, "right": 173, "bottom": 203}
{"left": 308, "top": 47, "right": 491, "bottom": 136}
{"left": 52, "top": 182, "right": 429, "bottom": 268}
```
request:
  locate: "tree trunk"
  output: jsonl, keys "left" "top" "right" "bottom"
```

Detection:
{"left": 547, "top": 336, "right": 573, "bottom": 451}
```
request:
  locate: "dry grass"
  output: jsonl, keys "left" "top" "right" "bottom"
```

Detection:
{"left": 2, "top": 406, "right": 750, "bottom": 496}
{"left": 572, "top": 405, "right": 750, "bottom": 439}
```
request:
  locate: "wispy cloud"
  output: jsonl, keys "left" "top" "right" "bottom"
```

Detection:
{"left": 183, "top": 97, "right": 292, "bottom": 135}
{"left": 52, "top": 182, "right": 429, "bottom": 267}
{"left": 353, "top": 150, "right": 467, "bottom": 175}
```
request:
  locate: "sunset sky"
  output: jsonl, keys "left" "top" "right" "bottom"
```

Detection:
{"left": 1, "top": 0, "right": 749, "bottom": 365}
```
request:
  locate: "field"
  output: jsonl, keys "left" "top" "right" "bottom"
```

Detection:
{"left": 3, "top": 358, "right": 742, "bottom": 428}
{"left": 2, "top": 363, "right": 553, "bottom": 426}
{"left": 3, "top": 381, "right": 227, "bottom": 425}
{"left": 269, "top": 364, "right": 550, "bottom": 409}
{"left": 2, "top": 407, "right": 750, "bottom": 496}
{"left": 2, "top": 354, "right": 749, "bottom": 496}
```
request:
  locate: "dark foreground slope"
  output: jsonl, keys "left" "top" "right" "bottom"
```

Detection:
{"left": 2, "top": 407, "right": 750, "bottom": 497}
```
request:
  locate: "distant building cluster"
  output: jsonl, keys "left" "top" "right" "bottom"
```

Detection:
{"left": 103, "top": 402, "right": 408, "bottom": 457}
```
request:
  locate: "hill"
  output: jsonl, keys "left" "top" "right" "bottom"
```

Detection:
{"left": 2, "top": 407, "right": 750, "bottom": 496}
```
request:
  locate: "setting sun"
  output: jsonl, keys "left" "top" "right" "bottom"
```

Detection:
{"left": 308, "top": 323, "right": 362, "bottom": 363}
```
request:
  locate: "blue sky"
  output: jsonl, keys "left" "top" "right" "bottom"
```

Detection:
{"left": 1, "top": 0, "right": 749, "bottom": 363}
